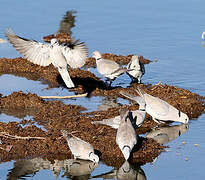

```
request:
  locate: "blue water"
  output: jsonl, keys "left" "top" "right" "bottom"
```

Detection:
{"left": 0, "top": 0, "right": 205, "bottom": 179}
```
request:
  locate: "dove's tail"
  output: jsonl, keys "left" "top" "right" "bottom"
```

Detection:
{"left": 58, "top": 67, "right": 75, "bottom": 88}
{"left": 61, "top": 130, "right": 71, "bottom": 140}
{"left": 91, "top": 121, "right": 104, "bottom": 125}
{"left": 119, "top": 91, "right": 145, "bottom": 109}
{"left": 135, "top": 87, "right": 145, "bottom": 98}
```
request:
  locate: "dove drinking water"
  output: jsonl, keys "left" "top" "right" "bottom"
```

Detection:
{"left": 116, "top": 109, "right": 137, "bottom": 160}
{"left": 124, "top": 88, "right": 189, "bottom": 124}
{"left": 61, "top": 130, "right": 99, "bottom": 163}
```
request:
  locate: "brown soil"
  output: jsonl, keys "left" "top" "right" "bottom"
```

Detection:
{"left": 0, "top": 56, "right": 204, "bottom": 167}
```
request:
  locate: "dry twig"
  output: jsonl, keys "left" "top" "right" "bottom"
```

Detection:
{"left": 0, "top": 132, "right": 46, "bottom": 140}
{"left": 40, "top": 93, "right": 88, "bottom": 99}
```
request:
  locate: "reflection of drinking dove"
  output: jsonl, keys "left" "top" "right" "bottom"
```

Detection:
{"left": 92, "top": 51, "right": 127, "bottom": 86}
{"left": 146, "top": 124, "right": 189, "bottom": 144}
{"left": 92, "top": 160, "right": 147, "bottom": 180}
{"left": 65, "top": 159, "right": 98, "bottom": 178}
{"left": 126, "top": 55, "right": 145, "bottom": 83}
{"left": 61, "top": 130, "right": 99, "bottom": 163}
{"left": 5, "top": 29, "right": 88, "bottom": 88}
{"left": 116, "top": 109, "right": 137, "bottom": 160}
{"left": 126, "top": 88, "right": 189, "bottom": 124}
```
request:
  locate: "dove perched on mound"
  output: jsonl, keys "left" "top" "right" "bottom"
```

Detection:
{"left": 146, "top": 124, "right": 189, "bottom": 144}
{"left": 5, "top": 29, "right": 88, "bottom": 88}
{"left": 126, "top": 55, "right": 145, "bottom": 83}
{"left": 61, "top": 130, "right": 99, "bottom": 163}
{"left": 129, "top": 88, "right": 189, "bottom": 124}
{"left": 92, "top": 51, "right": 127, "bottom": 86}
{"left": 92, "top": 91, "right": 146, "bottom": 129}
{"left": 116, "top": 109, "right": 137, "bottom": 160}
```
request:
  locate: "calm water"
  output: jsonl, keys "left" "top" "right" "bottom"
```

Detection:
{"left": 0, "top": 0, "right": 205, "bottom": 179}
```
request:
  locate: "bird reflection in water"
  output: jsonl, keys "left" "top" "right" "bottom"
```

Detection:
{"left": 92, "top": 160, "right": 146, "bottom": 180}
{"left": 7, "top": 158, "right": 98, "bottom": 180}
{"left": 146, "top": 124, "right": 189, "bottom": 144}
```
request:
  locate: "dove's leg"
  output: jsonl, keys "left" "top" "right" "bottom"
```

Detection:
{"left": 138, "top": 77, "right": 141, "bottom": 83}
{"left": 58, "top": 67, "right": 75, "bottom": 88}
{"left": 152, "top": 118, "right": 162, "bottom": 124}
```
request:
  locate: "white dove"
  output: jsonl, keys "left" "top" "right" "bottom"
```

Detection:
{"left": 116, "top": 109, "right": 137, "bottom": 160}
{"left": 92, "top": 51, "right": 127, "bottom": 86}
{"left": 126, "top": 55, "right": 145, "bottom": 83}
{"left": 5, "top": 29, "right": 88, "bottom": 88}
{"left": 92, "top": 91, "right": 146, "bottom": 129}
{"left": 61, "top": 130, "right": 99, "bottom": 163}
{"left": 133, "top": 88, "right": 189, "bottom": 124}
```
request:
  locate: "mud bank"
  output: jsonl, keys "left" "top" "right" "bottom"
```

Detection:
{"left": 0, "top": 56, "right": 204, "bottom": 167}
{"left": 0, "top": 91, "right": 165, "bottom": 166}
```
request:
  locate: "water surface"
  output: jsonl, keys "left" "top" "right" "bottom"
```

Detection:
{"left": 0, "top": 0, "right": 205, "bottom": 179}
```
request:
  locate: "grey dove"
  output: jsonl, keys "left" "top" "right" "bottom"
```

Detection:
{"left": 146, "top": 124, "right": 189, "bottom": 144}
{"left": 61, "top": 130, "right": 99, "bottom": 163}
{"left": 92, "top": 51, "right": 127, "bottom": 86}
{"left": 126, "top": 55, "right": 145, "bottom": 83}
{"left": 128, "top": 88, "right": 189, "bottom": 124}
{"left": 92, "top": 91, "right": 146, "bottom": 129}
{"left": 5, "top": 29, "right": 88, "bottom": 88}
{"left": 116, "top": 109, "right": 137, "bottom": 160}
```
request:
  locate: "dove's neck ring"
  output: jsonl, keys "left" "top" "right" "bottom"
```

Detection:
{"left": 96, "top": 58, "right": 101, "bottom": 60}
{"left": 122, "top": 145, "right": 131, "bottom": 151}
{"left": 139, "top": 108, "right": 145, "bottom": 111}
{"left": 89, "top": 151, "right": 94, "bottom": 157}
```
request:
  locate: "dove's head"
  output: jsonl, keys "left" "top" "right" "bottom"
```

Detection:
{"left": 122, "top": 146, "right": 131, "bottom": 160}
{"left": 50, "top": 38, "right": 58, "bottom": 46}
{"left": 92, "top": 51, "right": 102, "bottom": 60}
{"left": 89, "top": 152, "right": 99, "bottom": 163}
{"left": 178, "top": 111, "right": 189, "bottom": 124}
{"left": 131, "top": 55, "right": 139, "bottom": 62}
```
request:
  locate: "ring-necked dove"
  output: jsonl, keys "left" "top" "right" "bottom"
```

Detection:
{"left": 5, "top": 29, "right": 88, "bottom": 88}
{"left": 116, "top": 109, "right": 137, "bottom": 160}
{"left": 92, "top": 92, "right": 146, "bottom": 129}
{"left": 61, "top": 130, "right": 99, "bottom": 163}
{"left": 146, "top": 124, "right": 189, "bottom": 144}
{"left": 124, "top": 88, "right": 189, "bottom": 124}
{"left": 92, "top": 51, "right": 127, "bottom": 86}
{"left": 126, "top": 55, "right": 145, "bottom": 83}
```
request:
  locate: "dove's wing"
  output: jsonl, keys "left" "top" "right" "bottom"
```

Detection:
{"left": 145, "top": 94, "right": 170, "bottom": 116}
{"left": 61, "top": 38, "right": 88, "bottom": 68}
{"left": 5, "top": 29, "right": 52, "bottom": 67}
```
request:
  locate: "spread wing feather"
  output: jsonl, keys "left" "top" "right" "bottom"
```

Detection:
{"left": 5, "top": 29, "right": 52, "bottom": 67}
{"left": 61, "top": 38, "right": 88, "bottom": 68}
